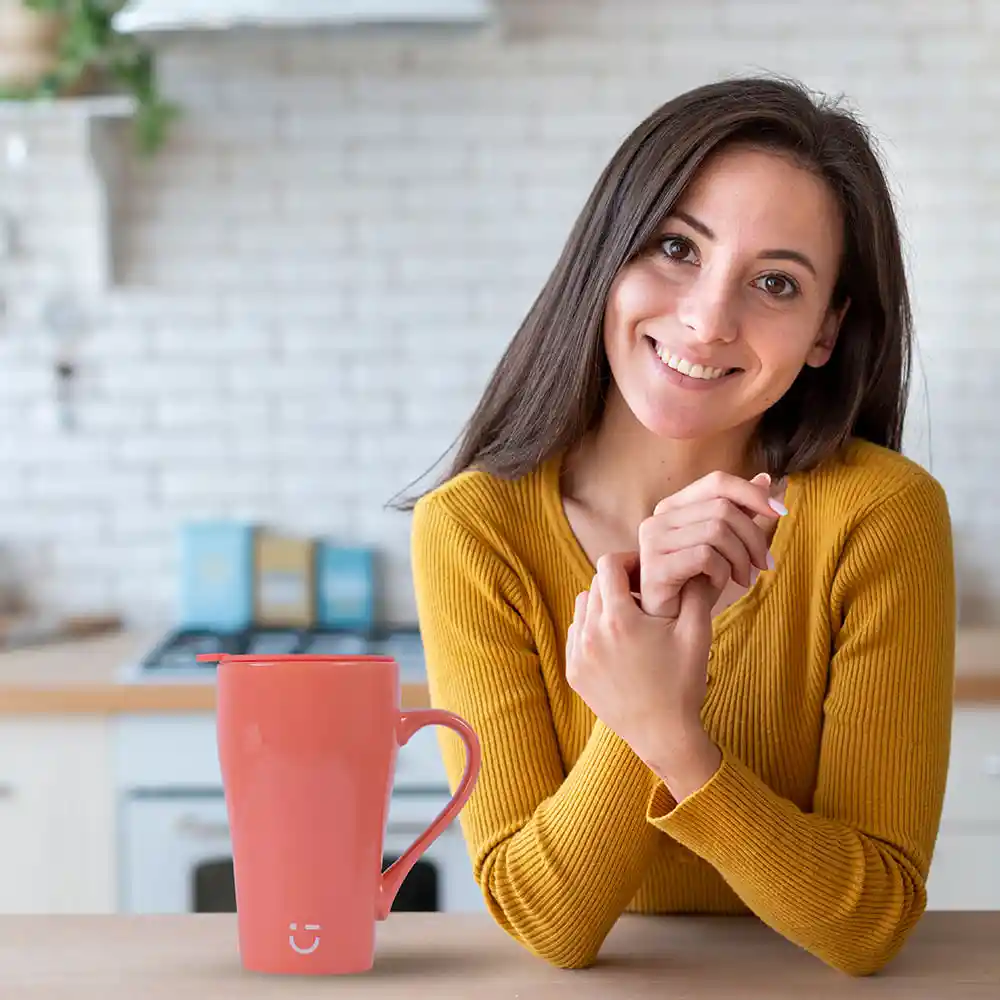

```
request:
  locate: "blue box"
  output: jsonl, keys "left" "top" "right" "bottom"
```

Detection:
{"left": 315, "top": 544, "right": 375, "bottom": 632}
{"left": 177, "top": 521, "right": 256, "bottom": 631}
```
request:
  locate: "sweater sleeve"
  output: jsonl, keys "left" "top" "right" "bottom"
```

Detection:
{"left": 410, "top": 494, "right": 662, "bottom": 969}
{"left": 647, "top": 472, "right": 955, "bottom": 976}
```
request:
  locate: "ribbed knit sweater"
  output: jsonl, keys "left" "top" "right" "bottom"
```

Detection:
{"left": 410, "top": 438, "right": 956, "bottom": 976}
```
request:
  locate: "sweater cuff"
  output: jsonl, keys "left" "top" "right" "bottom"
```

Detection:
{"left": 646, "top": 748, "right": 770, "bottom": 862}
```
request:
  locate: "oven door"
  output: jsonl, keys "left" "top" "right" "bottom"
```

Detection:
{"left": 121, "top": 792, "right": 233, "bottom": 913}
{"left": 121, "top": 790, "right": 483, "bottom": 914}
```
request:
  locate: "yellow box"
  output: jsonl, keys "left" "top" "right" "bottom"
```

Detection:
{"left": 253, "top": 532, "right": 316, "bottom": 628}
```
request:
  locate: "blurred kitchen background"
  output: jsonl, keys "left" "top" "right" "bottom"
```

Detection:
{"left": 0, "top": 0, "right": 996, "bottom": 919}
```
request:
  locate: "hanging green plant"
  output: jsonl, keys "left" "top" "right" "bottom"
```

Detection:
{"left": 0, "top": 1, "right": 179, "bottom": 155}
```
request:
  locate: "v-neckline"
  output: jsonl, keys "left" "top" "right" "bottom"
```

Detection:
{"left": 539, "top": 449, "right": 802, "bottom": 641}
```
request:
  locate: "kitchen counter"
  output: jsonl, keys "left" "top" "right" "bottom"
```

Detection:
{"left": 0, "top": 631, "right": 432, "bottom": 714}
{"left": 0, "top": 912, "right": 995, "bottom": 998}
{"left": 0, "top": 628, "right": 999, "bottom": 715}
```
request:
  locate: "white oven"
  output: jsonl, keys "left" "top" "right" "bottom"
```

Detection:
{"left": 114, "top": 715, "right": 484, "bottom": 914}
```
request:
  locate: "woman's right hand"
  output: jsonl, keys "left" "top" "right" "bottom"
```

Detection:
{"left": 566, "top": 552, "right": 718, "bottom": 780}
{"left": 637, "top": 471, "right": 786, "bottom": 620}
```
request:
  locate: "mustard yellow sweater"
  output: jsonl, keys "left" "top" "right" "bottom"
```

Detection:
{"left": 410, "top": 439, "right": 955, "bottom": 976}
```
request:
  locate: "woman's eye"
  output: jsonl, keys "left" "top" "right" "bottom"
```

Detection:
{"left": 660, "top": 236, "right": 696, "bottom": 263}
{"left": 754, "top": 273, "right": 799, "bottom": 298}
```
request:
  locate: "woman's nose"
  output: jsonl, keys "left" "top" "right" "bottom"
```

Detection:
{"left": 675, "top": 273, "right": 738, "bottom": 344}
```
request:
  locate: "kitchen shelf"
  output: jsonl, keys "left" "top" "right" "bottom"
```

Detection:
{"left": 0, "top": 95, "right": 136, "bottom": 120}
{"left": 0, "top": 94, "right": 138, "bottom": 291}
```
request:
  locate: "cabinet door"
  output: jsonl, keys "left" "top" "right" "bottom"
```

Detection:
{"left": 941, "top": 708, "right": 1000, "bottom": 825}
{"left": 0, "top": 718, "right": 115, "bottom": 914}
{"left": 926, "top": 829, "right": 1000, "bottom": 910}
{"left": 0, "top": 746, "right": 48, "bottom": 913}
{"left": 925, "top": 708, "right": 1000, "bottom": 911}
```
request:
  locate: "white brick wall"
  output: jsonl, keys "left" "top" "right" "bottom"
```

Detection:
{"left": 0, "top": 0, "right": 997, "bottom": 626}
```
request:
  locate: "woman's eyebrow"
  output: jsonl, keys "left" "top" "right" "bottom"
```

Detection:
{"left": 669, "top": 210, "right": 818, "bottom": 277}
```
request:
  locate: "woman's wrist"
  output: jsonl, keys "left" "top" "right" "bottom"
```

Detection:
{"left": 643, "top": 727, "right": 723, "bottom": 803}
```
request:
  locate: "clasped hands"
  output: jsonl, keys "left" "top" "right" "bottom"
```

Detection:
{"left": 565, "top": 471, "right": 787, "bottom": 801}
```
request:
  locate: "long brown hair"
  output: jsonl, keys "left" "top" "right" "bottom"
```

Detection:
{"left": 392, "top": 75, "right": 911, "bottom": 509}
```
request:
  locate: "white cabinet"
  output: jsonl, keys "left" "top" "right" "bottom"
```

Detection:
{"left": 926, "top": 708, "right": 1000, "bottom": 911}
{"left": 926, "top": 831, "right": 1000, "bottom": 910}
{"left": 0, "top": 702, "right": 993, "bottom": 915}
{"left": 0, "top": 717, "right": 116, "bottom": 914}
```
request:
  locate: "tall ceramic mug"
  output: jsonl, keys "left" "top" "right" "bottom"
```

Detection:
{"left": 203, "top": 652, "right": 481, "bottom": 976}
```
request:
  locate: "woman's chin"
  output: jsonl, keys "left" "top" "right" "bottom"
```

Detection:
{"left": 645, "top": 425, "right": 720, "bottom": 443}
{"left": 636, "top": 410, "right": 728, "bottom": 441}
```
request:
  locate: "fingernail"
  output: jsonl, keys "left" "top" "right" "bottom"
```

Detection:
{"left": 766, "top": 551, "right": 776, "bottom": 571}
{"left": 768, "top": 498, "right": 788, "bottom": 516}
{"left": 751, "top": 472, "right": 771, "bottom": 486}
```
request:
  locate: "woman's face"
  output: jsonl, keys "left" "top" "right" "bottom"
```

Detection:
{"left": 602, "top": 145, "right": 848, "bottom": 442}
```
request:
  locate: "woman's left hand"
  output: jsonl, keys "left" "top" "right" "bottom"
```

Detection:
{"left": 566, "top": 552, "right": 722, "bottom": 800}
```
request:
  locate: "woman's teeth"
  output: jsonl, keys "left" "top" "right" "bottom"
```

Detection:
{"left": 653, "top": 342, "right": 728, "bottom": 381}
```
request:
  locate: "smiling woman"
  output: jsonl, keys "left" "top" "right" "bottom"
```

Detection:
{"left": 399, "top": 76, "right": 954, "bottom": 978}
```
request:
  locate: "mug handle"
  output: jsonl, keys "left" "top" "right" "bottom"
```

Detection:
{"left": 376, "top": 709, "right": 481, "bottom": 920}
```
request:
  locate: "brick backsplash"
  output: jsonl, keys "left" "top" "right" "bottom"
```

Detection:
{"left": 0, "top": 0, "right": 997, "bottom": 626}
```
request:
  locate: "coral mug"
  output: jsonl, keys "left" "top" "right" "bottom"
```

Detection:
{"left": 202, "top": 652, "right": 481, "bottom": 975}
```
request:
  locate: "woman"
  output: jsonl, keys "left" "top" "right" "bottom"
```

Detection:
{"left": 404, "top": 76, "right": 955, "bottom": 977}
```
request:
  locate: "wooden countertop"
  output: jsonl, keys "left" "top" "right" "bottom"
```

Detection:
{"left": 0, "top": 912, "right": 995, "bottom": 998}
{"left": 0, "top": 631, "right": 431, "bottom": 714}
{"left": 0, "top": 628, "right": 998, "bottom": 715}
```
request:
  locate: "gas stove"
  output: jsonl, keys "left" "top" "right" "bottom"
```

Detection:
{"left": 123, "top": 625, "right": 427, "bottom": 683}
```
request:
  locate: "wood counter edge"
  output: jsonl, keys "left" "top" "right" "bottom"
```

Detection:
{"left": 0, "top": 676, "right": 998, "bottom": 715}
{"left": 0, "top": 682, "right": 432, "bottom": 714}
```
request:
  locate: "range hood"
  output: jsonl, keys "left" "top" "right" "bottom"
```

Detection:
{"left": 112, "top": 0, "right": 493, "bottom": 33}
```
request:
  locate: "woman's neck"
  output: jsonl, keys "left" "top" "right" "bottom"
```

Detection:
{"left": 562, "top": 393, "right": 762, "bottom": 533}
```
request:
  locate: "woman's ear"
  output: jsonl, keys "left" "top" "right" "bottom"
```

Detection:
{"left": 805, "top": 297, "right": 851, "bottom": 368}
